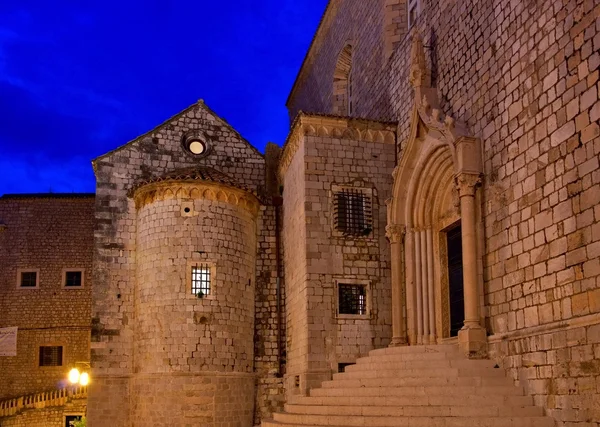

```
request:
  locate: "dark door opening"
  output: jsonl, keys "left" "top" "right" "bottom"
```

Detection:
{"left": 447, "top": 225, "right": 465, "bottom": 337}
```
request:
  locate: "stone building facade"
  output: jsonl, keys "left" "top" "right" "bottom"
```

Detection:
{"left": 0, "top": 194, "right": 94, "bottom": 425}
{"left": 1, "top": 0, "right": 599, "bottom": 426}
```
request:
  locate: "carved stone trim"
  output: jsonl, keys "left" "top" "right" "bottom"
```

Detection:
{"left": 278, "top": 113, "right": 397, "bottom": 179}
{"left": 455, "top": 173, "right": 482, "bottom": 198}
{"left": 409, "top": 32, "right": 430, "bottom": 89}
{"left": 132, "top": 181, "right": 260, "bottom": 216}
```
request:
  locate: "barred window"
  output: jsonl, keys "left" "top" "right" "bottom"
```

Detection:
{"left": 338, "top": 284, "right": 367, "bottom": 315}
{"left": 39, "top": 346, "right": 63, "bottom": 367}
{"left": 334, "top": 189, "right": 372, "bottom": 236}
{"left": 192, "top": 265, "right": 211, "bottom": 298}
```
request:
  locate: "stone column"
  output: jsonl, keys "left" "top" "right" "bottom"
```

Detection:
{"left": 386, "top": 224, "right": 407, "bottom": 346}
{"left": 455, "top": 173, "right": 486, "bottom": 357}
{"left": 405, "top": 229, "right": 416, "bottom": 345}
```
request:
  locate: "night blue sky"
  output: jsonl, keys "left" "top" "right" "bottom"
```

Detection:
{"left": 0, "top": 1, "right": 327, "bottom": 196}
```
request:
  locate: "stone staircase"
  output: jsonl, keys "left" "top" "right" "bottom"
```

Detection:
{"left": 263, "top": 345, "right": 555, "bottom": 427}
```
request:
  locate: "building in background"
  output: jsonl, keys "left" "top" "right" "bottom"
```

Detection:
{"left": 1, "top": 0, "right": 599, "bottom": 426}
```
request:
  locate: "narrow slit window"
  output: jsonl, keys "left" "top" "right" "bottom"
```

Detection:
{"left": 408, "top": 0, "right": 420, "bottom": 28}
{"left": 192, "top": 265, "right": 211, "bottom": 297}
{"left": 338, "top": 284, "right": 367, "bottom": 315}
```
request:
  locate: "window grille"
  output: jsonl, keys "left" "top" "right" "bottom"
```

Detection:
{"left": 334, "top": 189, "right": 372, "bottom": 236}
{"left": 39, "top": 346, "right": 63, "bottom": 367}
{"left": 20, "top": 271, "right": 37, "bottom": 287}
{"left": 338, "top": 284, "right": 367, "bottom": 315}
{"left": 65, "top": 271, "right": 82, "bottom": 287}
{"left": 192, "top": 265, "right": 211, "bottom": 297}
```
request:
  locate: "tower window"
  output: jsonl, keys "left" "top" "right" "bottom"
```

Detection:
{"left": 191, "top": 265, "right": 211, "bottom": 298}
{"left": 338, "top": 284, "right": 367, "bottom": 315}
{"left": 39, "top": 346, "right": 63, "bottom": 367}
{"left": 334, "top": 189, "right": 372, "bottom": 236}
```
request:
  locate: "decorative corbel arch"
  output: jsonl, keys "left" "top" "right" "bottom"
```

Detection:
{"left": 386, "top": 32, "right": 486, "bottom": 356}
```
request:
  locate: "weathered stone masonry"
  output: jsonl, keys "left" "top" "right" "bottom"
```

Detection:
{"left": 287, "top": 0, "right": 600, "bottom": 424}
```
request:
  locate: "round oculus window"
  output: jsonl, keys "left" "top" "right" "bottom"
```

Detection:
{"left": 186, "top": 138, "right": 206, "bottom": 155}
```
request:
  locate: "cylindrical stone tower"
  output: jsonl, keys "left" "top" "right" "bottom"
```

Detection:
{"left": 130, "top": 167, "right": 259, "bottom": 426}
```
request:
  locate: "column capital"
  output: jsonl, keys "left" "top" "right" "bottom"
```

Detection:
{"left": 455, "top": 173, "right": 482, "bottom": 197}
{"left": 386, "top": 224, "right": 405, "bottom": 243}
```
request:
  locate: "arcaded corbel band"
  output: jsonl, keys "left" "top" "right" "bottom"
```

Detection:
{"left": 385, "top": 224, "right": 406, "bottom": 243}
{"left": 454, "top": 173, "right": 482, "bottom": 198}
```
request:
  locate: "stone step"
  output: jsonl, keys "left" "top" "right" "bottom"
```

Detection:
{"left": 308, "top": 385, "right": 525, "bottom": 398}
{"left": 347, "top": 358, "right": 497, "bottom": 371}
{"left": 368, "top": 344, "right": 460, "bottom": 357}
{"left": 320, "top": 375, "right": 514, "bottom": 389}
{"left": 283, "top": 403, "right": 544, "bottom": 417}
{"left": 267, "top": 413, "right": 554, "bottom": 427}
{"left": 331, "top": 367, "right": 506, "bottom": 380}
{"left": 355, "top": 351, "right": 465, "bottom": 363}
{"left": 288, "top": 394, "right": 534, "bottom": 407}
{"left": 262, "top": 345, "right": 555, "bottom": 427}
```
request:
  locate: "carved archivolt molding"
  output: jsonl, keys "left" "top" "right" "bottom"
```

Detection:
{"left": 133, "top": 181, "right": 260, "bottom": 216}
{"left": 278, "top": 113, "right": 397, "bottom": 179}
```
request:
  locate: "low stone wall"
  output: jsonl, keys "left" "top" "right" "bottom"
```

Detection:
{"left": 130, "top": 372, "right": 255, "bottom": 427}
{"left": 489, "top": 313, "right": 600, "bottom": 426}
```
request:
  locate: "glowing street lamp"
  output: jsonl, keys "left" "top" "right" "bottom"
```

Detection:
{"left": 79, "top": 372, "right": 90, "bottom": 386}
{"left": 68, "top": 368, "right": 80, "bottom": 384}
{"left": 67, "top": 363, "right": 91, "bottom": 386}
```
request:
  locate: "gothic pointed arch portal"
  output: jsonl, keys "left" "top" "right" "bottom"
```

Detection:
{"left": 386, "top": 33, "right": 486, "bottom": 356}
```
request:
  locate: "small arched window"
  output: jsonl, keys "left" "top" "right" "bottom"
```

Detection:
{"left": 332, "top": 44, "right": 353, "bottom": 116}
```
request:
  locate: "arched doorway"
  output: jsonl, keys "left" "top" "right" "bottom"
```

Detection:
{"left": 385, "top": 33, "right": 486, "bottom": 356}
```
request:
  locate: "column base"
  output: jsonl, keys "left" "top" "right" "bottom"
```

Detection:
{"left": 389, "top": 336, "right": 408, "bottom": 347}
{"left": 458, "top": 325, "right": 487, "bottom": 358}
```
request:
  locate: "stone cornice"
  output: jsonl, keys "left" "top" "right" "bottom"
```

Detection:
{"left": 279, "top": 113, "right": 397, "bottom": 179}
{"left": 132, "top": 181, "right": 260, "bottom": 217}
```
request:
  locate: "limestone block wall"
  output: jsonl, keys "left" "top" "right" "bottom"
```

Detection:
{"left": 289, "top": 0, "right": 600, "bottom": 424}
{"left": 301, "top": 122, "right": 395, "bottom": 389}
{"left": 254, "top": 205, "right": 286, "bottom": 423}
{"left": 0, "top": 195, "right": 93, "bottom": 399}
{"left": 281, "top": 138, "right": 309, "bottom": 395}
{"left": 89, "top": 101, "right": 266, "bottom": 426}
{"left": 280, "top": 116, "right": 396, "bottom": 396}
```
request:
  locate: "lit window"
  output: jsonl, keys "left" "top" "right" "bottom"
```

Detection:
{"left": 65, "top": 415, "right": 84, "bottom": 427}
{"left": 191, "top": 265, "right": 211, "bottom": 298}
{"left": 63, "top": 269, "right": 83, "bottom": 287}
{"left": 39, "top": 346, "right": 63, "bottom": 367}
{"left": 408, "top": 0, "right": 421, "bottom": 28}
{"left": 338, "top": 284, "right": 367, "bottom": 315}
{"left": 17, "top": 269, "right": 39, "bottom": 288}
{"left": 334, "top": 189, "right": 372, "bottom": 236}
